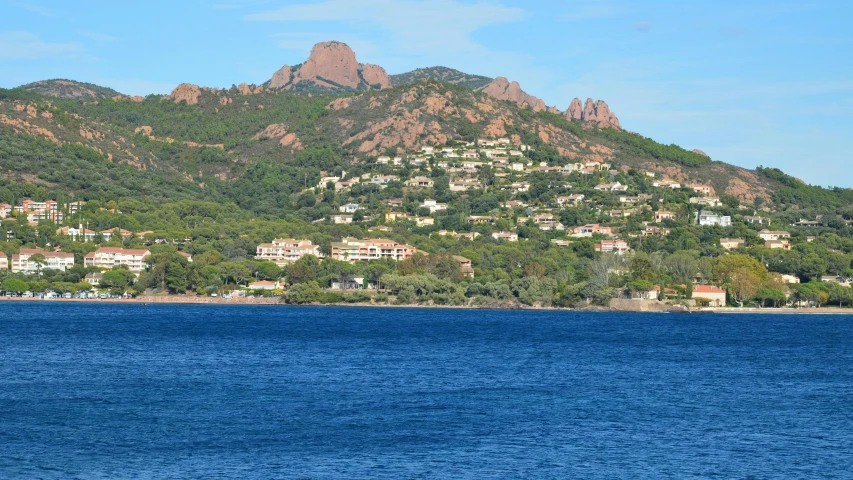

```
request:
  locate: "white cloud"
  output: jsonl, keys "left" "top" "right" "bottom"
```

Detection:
{"left": 243, "top": 0, "right": 544, "bottom": 91}
{"left": 0, "top": 31, "right": 82, "bottom": 60}
{"left": 245, "top": 0, "right": 525, "bottom": 61}
{"left": 632, "top": 21, "right": 653, "bottom": 32}
{"left": 14, "top": 3, "right": 56, "bottom": 17}
{"left": 79, "top": 31, "right": 117, "bottom": 42}
{"left": 560, "top": 0, "right": 627, "bottom": 21}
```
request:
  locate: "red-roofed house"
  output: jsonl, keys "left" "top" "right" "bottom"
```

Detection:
{"left": 692, "top": 285, "right": 727, "bottom": 307}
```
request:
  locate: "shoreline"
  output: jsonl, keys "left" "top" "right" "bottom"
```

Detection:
{"left": 1, "top": 296, "right": 852, "bottom": 314}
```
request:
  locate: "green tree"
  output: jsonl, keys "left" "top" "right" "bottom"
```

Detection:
{"left": 29, "top": 253, "right": 47, "bottom": 275}
{"left": 285, "top": 281, "right": 322, "bottom": 304}
{"left": 2, "top": 278, "right": 29, "bottom": 293}
{"left": 287, "top": 255, "right": 319, "bottom": 284}
{"left": 255, "top": 261, "right": 282, "bottom": 281}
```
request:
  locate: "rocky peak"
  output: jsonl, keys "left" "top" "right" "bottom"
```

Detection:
{"left": 564, "top": 97, "right": 620, "bottom": 129}
{"left": 567, "top": 98, "right": 583, "bottom": 120}
{"left": 265, "top": 41, "right": 388, "bottom": 92}
{"left": 479, "top": 77, "right": 546, "bottom": 112}
{"left": 359, "top": 63, "right": 390, "bottom": 89}
{"left": 169, "top": 83, "right": 201, "bottom": 105}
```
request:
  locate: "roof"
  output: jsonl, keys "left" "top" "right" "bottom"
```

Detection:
{"left": 693, "top": 285, "right": 726, "bottom": 294}
{"left": 94, "top": 247, "right": 151, "bottom": 255}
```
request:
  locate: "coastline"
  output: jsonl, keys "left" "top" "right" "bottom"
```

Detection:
{"left": 1, "top": 296, "right": 852, "bottom": 314}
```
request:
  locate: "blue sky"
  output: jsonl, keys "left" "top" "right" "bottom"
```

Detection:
{"left": 2, "top": 0, "right": 851, "bottom": 186}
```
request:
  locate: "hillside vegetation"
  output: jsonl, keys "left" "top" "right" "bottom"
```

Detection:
{"left": 2, "top": 77, "right": 853, "bottom": 309}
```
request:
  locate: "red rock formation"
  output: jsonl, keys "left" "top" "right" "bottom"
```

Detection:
{"left": 300, "top": 41, "right": 360, "bottom": 88}
{"left": 266, "top": 41, "right": 388, "bottom": 91}
{"left": 583, "top": 98, "right": 596, "bottom": 121}
{"left": 567, "top": 97, "right": 583, "bottom": 120}
{"left": 480, "top": 77, "right": 546, "bottom": 112}
{"left": 567, "top": 98, "right": 621, "bottom": 128}
{"left": 269, "top": 65, "right": 292, "bottom": 89}
{"left": 360, "top": 63, "right": 390, "bottom": 89}
{"left": 169, "top": 84, "right": 201, "bottom": 105}
{"left": 268, "top": 42, "right": 391, "bottom": 90}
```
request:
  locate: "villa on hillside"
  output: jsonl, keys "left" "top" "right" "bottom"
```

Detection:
{"left": 758, "top": 230, "right": 791, "bottom": 241}
{"left": 571, "top": 224, "right": 613, "bottom": 237}
{"left": 491, "top": 231, "right": 518, "bottom": 242}
{"left": 696, "top": 211, "right": 731, "bottom": 227}
{"left": 595, "top": 240, "right": 630, "bottom": 255}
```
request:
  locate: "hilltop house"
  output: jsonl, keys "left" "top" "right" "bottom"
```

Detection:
{"left": 765, "top": 239, "right": 792, "bottom": 250}
{"left": 420, "top": 199, "right": 447, "bottom": 213}
{"left": 491, "top": 231, "right": 518, "bottom": 242}
{"left": 556, "top": 194, "right": 585, "bottom": 206}
{"left": 338, "top": 203, "right": 363, "bottom": 213}
{"left": 405, "top": 176, "right": 434, "bottom": 188}
{"left": 594, "top": 181, "right": 628, "bottom": 192}
{"left": 595, "top": 240, "right": 630, "bottom": 255}
{"left": 571, "top": 224, "right": 613, "bottom": 237}
{"left": 758, "top": 230, "right": 791, "bottom": 241}
{"left": 696, "top": 211, "right": 731, "bottom": 227}
{"left": 654, "top": 211, "right": 676, "bottom": 222}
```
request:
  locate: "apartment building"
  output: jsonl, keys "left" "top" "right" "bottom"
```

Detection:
{"left": 330, "top": 237, "right": 417, "bottom": 262}
{"left": 84, "top": 248, "right": 151, "bottom": 272}
{"left": 255, "top": 239, "right": 321, "bottom": 266}
{"left": 11, "top": 248, "right": 75, "bottom": 274}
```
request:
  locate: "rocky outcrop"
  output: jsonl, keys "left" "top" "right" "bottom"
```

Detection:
{"left": 563, "top": 97, "right": 620, "bottom": 129}
{"left": 567, "top": 98, "right": 583, "bottom": 120}
{"left": 479, "top": 77, "right": 546, "bottom": 112}
{"left": 692, "top": 149, "right": 709, "bottom": 157}
{"left": 169, "top": 83, "right": 201, "bottom": 105}
{"left": 269, "top": 65, "right": 292, "bottom": 89}
{"left": 360, "top": 63, "right": 390, "bottom": 89}
{"left": 300, "top": 41, "right": 360, "bottom": 88}
{"left": 265, "top": 41, "right": 388, "bottom": 91}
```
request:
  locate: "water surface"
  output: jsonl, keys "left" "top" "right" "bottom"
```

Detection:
{"left": 1, "top": 304, "right": 851, "bottom": 478}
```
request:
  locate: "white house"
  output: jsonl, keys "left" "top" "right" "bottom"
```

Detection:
{"left": 696, "top": 211, "right": 731, "bottom": 227}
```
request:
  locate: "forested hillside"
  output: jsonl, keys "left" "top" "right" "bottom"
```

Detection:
{"left": 2, "top": 77, "right": 853, "bottom": 309}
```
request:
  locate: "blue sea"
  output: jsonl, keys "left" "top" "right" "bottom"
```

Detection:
{"left": 1, "top": 304, "right": 852, "bottom": 479}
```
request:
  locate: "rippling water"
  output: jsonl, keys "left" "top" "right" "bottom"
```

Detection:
{"left": 1, "top": 304, "right": 852, "bottom": 478}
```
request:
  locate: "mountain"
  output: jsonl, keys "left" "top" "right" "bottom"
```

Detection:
{"left": 1, "top": 77, "right": 814, "bottom": 210}
{"left": 261, "top": 41, "right": 619, "bottom": 128}
{"left": 263, "top": 41, "right": 389, "bottom": 93}
{"left": 18, "top": 79, "right": 124, "bottom": 100}
{"left": 5, "top": 40, "right": 849, "bottom": 214}
{"left": 389, "top": 67, "right": 493, "bottom": 90}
